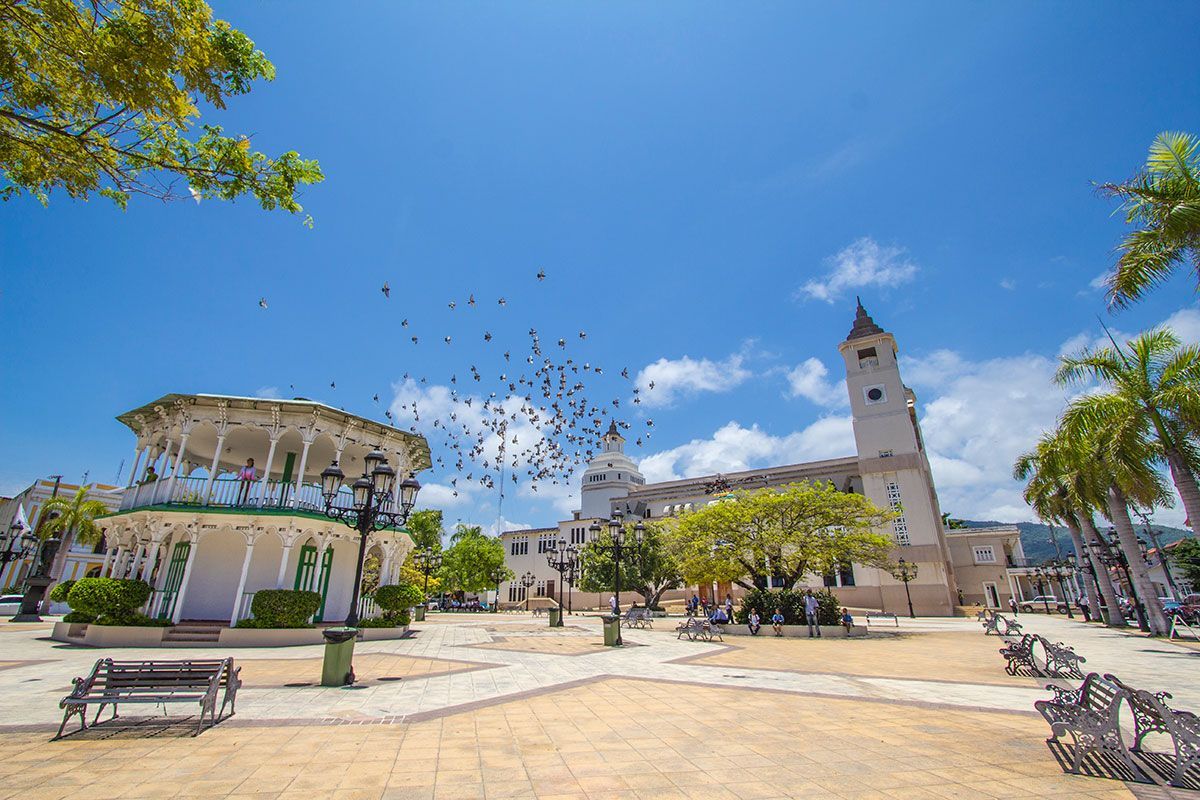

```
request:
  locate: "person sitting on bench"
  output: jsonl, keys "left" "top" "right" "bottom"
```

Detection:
{"left": 748, "top": 609, "right": 761, "bottom": 635}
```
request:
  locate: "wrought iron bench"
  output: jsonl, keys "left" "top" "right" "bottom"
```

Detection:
{"left": 1035, "top": 672, "right": 1148, "bottom": 781}
{"left": 1105, "top": 674, "right": 1200, "bottom": 788}
{"left": 621, "top": 608, "right": 652, "bottom": 629}
{"left": 1000, "top": 633, "right": 1038, "bottom": 675}
{"left": 675, "top": 616, "right": 724, "bottom": 642}
{"left": 981, "top": 614, "right": 1004, "bottom": 635}
{"left": 56, "top": 657, "right": 240, "bottom": 740}
{"left": 1037, "top": 635, "right": 1086, "bottom": 679}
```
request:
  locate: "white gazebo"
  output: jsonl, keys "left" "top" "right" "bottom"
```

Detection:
{"left": 94, "top": 393, "right": 431, "bottom": 626}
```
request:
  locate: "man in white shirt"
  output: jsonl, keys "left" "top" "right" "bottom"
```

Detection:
{"left": 804, "top": 591, "right": 821, "bottom": 638}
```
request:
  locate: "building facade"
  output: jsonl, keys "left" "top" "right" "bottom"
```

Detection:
{"left": 502, "top": 302, "right": 967, "bottom": 616}
{"left": 90, "top": 393, "right": 430, "bottom": 625}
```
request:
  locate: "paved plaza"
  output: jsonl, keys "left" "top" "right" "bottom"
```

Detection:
{"left": 0, "top": 614, "right": 1197, "bottom": 799}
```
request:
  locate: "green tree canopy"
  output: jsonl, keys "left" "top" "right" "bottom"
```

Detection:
{"left": 438, "top": 526, "right": 507, "bottom": 595}
{"left": 1, "top": 0, "right": 322, "bottom": 213}
{"left": 1168, "top": 537, "right": 1200, "bottom": 589}
{"left": 670, "top": 482, "right": 895, "bottom": 591}
{"left": 406, "top": 509, "right": 445, "bottom": 552}
{"left": 578, "top": 520, "right": 682, "bottom": 608}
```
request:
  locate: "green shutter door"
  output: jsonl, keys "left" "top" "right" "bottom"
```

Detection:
{"left": 158, "top": 541, "right": 190, "bottom": 620}
{"left": 314, "top": 548, "right": 334, "bottom": 622}
{"left": 294, "top": 545, "right": 317, "bottom": 591}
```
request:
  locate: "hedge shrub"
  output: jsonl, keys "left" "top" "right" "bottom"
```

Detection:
{"left": 49, "top": 580, "right": 76, "bottom": 603}
{"left": 66, "top": 578, "right": 153, "bottom": 625}
{"left": 374, "top": 582, "right": 422, "bottom": 612}
{"left": 735, "top": 588, "right": 841, "bottom": 626}
{"left": 244, "top": 589, "right": 322, "bottom": 628}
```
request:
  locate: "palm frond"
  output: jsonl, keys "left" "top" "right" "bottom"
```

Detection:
{"left": 1146, "top": 131, "right": 1200, "bottom": 183}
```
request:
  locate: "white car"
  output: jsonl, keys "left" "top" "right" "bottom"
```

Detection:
{"left": 1020, "top": 595, "right": 1069, "bottom": 614}
{"left": 0, "top": 593, "right": 24, "bottom": 615}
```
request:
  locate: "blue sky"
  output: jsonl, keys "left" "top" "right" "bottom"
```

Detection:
{"left": 3, "top": 3, "right": 1200, "bottom": 531}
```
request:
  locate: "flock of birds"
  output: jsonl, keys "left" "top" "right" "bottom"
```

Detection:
{"left": 258, "top": 269, "right": 658, "bottom": 515}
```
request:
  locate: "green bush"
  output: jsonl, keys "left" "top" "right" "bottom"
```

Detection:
{"left": 356, "top": 609, "right": 412, "bottom": 628}
{"left": 62, "top": 610, "right": 95, "bottom": 623}
{"left": 735, "top": 588, "right": 841, "bottom": 626}
{"left": 66, "top": 578, "right": 153, "bottom": 625}
{"left": 248, "top": 589, "right": 321, "bottom": 628}
{"left": 49, "top": 580, "right": 76, "bottom": 603}
{"left": 374, "top": 582, "right": 423, "bottom": 612}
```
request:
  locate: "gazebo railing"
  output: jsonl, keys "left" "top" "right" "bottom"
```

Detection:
{"left": 120, "top": 475, "right": 358, "bottom": 514}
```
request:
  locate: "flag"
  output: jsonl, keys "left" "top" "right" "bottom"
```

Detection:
{"left": 13, "top": 504, "right": 31, "bottom": 535}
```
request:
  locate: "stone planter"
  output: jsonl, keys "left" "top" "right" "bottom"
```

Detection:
{"left": 218, "top": 627, "right": 327, "bottom": 647}
{"left": 359, "top": 625, "right": 409, "bottom": 641}
{"left": 51, "top": 621, "right": 90, "bottom": 643}
{"left": 82, "top": 624, "right": 168, "bottom": 647}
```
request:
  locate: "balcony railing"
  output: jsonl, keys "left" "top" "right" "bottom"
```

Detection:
{"left": 118, "top": 474, "right": 363, "bottom": 516}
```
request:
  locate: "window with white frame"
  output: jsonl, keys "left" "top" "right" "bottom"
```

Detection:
{"left": 973, "top": 546, "right": 996, "bottom": 564}
{"left": 507, "top": 584, "right": 526, "bottom": 602}
{"left": 885, "top": 480, "right": 910, "bottom": 545}
{"left": 570, "top": 526, "right": 586, "bottom": 545}
{"left": 537, "top": 535, "right": 555, "bottom": 554}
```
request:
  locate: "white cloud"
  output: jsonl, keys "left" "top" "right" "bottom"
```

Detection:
{"left": 1000, "top": 279, "right": 1016, "bottom": 291}
{"left": 785, "top": 358, "right": 848, "bottom": 408}
{"left": 418, "top": 481, "right": 474, "bottom": 509}
{"left": 636, "top": 354, "right": 751, "bottom": 408}
{"left": 484, "top": 517, "right": 532, "bottom": 537}
{"left": 1089, "top": 271, "right": 1110, "bottom": 291}
{"left": 254, "top": 386, "right": 280, "bottom": 399}
{"left": 1160, "top": 307, "right": 1200, "bottom": 343}
{"left": 639, "top": 417, "right": 854, "bottom": 483}
{"left": 798, "top": 237, "right": 919, "bottom": 303}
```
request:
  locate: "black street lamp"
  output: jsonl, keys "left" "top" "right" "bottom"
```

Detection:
{"left": 1089, "top": 534, "right": 1150, "bottom": 633}
{"left": 588, "top": 511, "right": 644, "bottom": 645}
{"left": 519, "top": 570, "right": 536, "bottom": 608}
{"left": 564, "top": 558, "right": 580, "bottom": 616}
{"left": 1031, "top": 567, "right": 1052, "bottom": 615}
{"left": 11, "top": 535, "right": 61, "bottom": 622}
{"left": 413, "top": 548, "right": 442, "bottom": 608}
{"left": 1, "top": 522, "right": 38, "bottom": 567}
{"left": 1044, "top": 560, "right": 1075, "bottom": 618}
{"left": 1069, "top": 553, "right": 1109, "bottom": 624}
{"left": 891, "top": 558, "right": 917, "bottom": 619}
{"left": 317, "top": 452, "right": 420, "bottom": 628}
{"left": 545, "top": 538, "right": 579, "bottom": 627}
{"left": 1136, "top": 510, "right": 1181, "bottom": 601}
{"left": 487, "top": 565, "right": 507, "bottom": 613}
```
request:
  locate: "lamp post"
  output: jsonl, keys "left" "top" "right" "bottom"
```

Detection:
{"left": 590, "top": 511, "right": 644, "bottom": 645}
{"left": 1136, "top": 510, "right": 1181, "bottom": 601}
{"left": 1031, "top": 567, "right": 1052, "bottom": 615}
{"left": 1044, "top": 560, "right": 1075, "bottom": 618}
{"left": 519, "top": 570, "right": 536, "bottom": 609}
{"left": 1070, "top": 553, "right": 1108, "bottom": 624}
{"left": 545, "top": 538, "right": 579, "bottom": 627}
{"left": 317, "top": 452, "right": 420, "bottom": 628}
{"left": 1, "top": 522, "right": 38, "bottom": 567}
{"left": 564, "top": 558, "right": 580, "bottom": 616}
{"left": 413, "top": 548, "right": 442, "bottom": 608}
{"left": 891, "top": 558, "right": 917, "bottom": 618}
{"left": 11, "top": 535, "right": 61, "bottom": 622}
{"left": 487, "top": 566, "right": 507, "bottom": 613}
{"left": 1090, "top": 533, "right": 1149, "bottom": 632}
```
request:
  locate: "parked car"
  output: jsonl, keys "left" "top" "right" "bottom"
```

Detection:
{"left": 0, "top": 593, "right": 24, "bottom": 615}
{"left": 1171, "top": 593, "right": 1200, "bottom": 623}
{"left": 1020, "top": 595, "right": 1070, "bottom": 614}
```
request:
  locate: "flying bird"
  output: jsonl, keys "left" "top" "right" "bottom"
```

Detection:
{"left": 381, "top": 282, "right": 390, "bottom": 298}
{"left": 258, "top": 298, "right": 268, "bottom": 309}
{"left": 537, "top": 269, "right": 546, "bottom": 281}
{"left": 330, "top": 381, "right": 336, "bottom": 389}
{"left": 498, "top": 297, "right": 507, "bottom": 307}
{"left": 448, "top": 301, "right": 456, "bottom": 310}
{"left": 467, "top": 294, "right": 476, "bottom": 307}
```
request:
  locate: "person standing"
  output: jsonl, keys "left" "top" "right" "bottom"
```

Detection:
{"left": 724, "top": 594, "right": 734, "bottom": 624}
{"left": 609, "top": 595, "right": 618, "bottom": 616}
{"left": 1077, "top": 595, "right": 1091, "bottom": 622}
{"left": 1008, "top": 596, "right": 1019, "bottom": 616}
{"left": 804, "top": 591, "right": 822, "bottom": 638}
{"left": 748, "top": 609, "right": 761, "bottom": 635}
{"left": 236, "top": 458, "right": 256, "bottom": 506}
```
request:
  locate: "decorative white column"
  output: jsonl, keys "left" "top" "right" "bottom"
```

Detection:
{"left": 276, "top": 541, "right": 294, "bottom": 589}
{"left": 126, "top": 445, "right": 145, "bottom": 490}
{"left": 139, "top": 540, "right": 158, "bottom": 583}
{"left": 257, "top": 434, "right": 281, "bottom": 508}
{"left": 229, "top": 534, "right": 258, "bottom": 626}
{"left": 127, "top": 543, "right": 144, "bottom": 580}
{"left": 202, "top": 433, "right": 226, "bottom": 506}
{"left": 151, "top": 441, "right": 172, "bottom": 504}
{"left": 100, "top": 546, "right": 114, "bottom": 577}
{"left": 290, "top": 437, "right": 314, "bottom": 509}
{"left": 171, "top": 534, "right": 201, "bottom": 624}
{"left": 165, "top": 433, "right": 190, "bottom": 504}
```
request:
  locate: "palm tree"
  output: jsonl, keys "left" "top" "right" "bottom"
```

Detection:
{"left": 1060, "top": 399, "right": 1174, "bottom": 635}
{"left": 1057, "top": 327, "right": 1200, "bottom": 532}
{"left": 39, "top": 486, "right": 109, "bottom": 546}
{"left": 1014, "top": 432, "right": 1126, "bottom": 626}
{"left": 1099, "top": 131, "right": 1200, "bottom": 308}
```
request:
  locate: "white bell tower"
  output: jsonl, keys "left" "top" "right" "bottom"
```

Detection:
{"left": 579, "top": 420, "right": 644, "bottom": 519}
{"left": 837, "top": 298, "right": 958, "bottom": 614}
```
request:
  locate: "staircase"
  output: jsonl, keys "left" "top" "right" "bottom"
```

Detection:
{"left": 163, "top": 621, "right": 224, "bottom": 646}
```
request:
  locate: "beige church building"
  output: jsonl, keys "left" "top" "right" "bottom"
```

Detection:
{"left": 502, "top": 302, "right": 971, "bottom": 616}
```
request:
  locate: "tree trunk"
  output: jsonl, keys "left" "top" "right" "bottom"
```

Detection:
{"left": 1106, "top": 485, "right": 1171, "bottom": 635}
{"left": 1063, "top": 517, "right": 1099, "bottom": 618}
{"left": 1163, "top": 446, "right": 1200, "bottom": 531}
{"left": 1078, "top": 513, "right": 1128, "bottom": 627}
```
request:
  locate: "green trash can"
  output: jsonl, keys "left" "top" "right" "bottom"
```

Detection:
{"left": 602, "top": 615, "right": 621, "bottom": 646}
{"left": 414, "top": 605, "right": 426, "bottom": 622}
{"left": 548, "top": 607, "right": 562, "bottom": 627}
{"left": 321, "top": 627, "right": 358, "bottom": 687}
